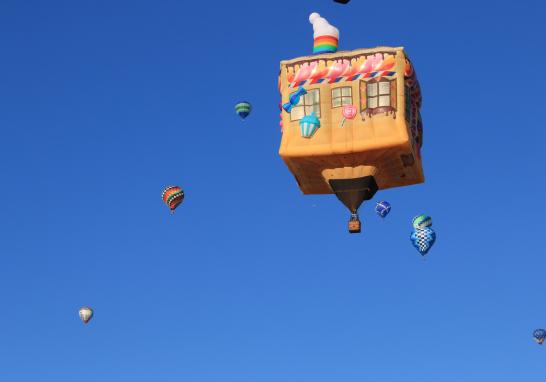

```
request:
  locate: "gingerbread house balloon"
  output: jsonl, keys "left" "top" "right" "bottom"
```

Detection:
{"left": 278, "top": 13, "right": 424, "bottom": 233}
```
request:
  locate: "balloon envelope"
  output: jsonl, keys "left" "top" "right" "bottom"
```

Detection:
{"left": 79, "top": 306, "right": 93, "bottom": 324}
{"left": 162, "top": 186, "right": 184, "bottom": 212}
{"left": 375, "top": 200, "right": 391, "bottom": 218}
{"left": 533, "top": 329, "right": 546, "bottom": 344}
{"left": 410, "top": 227, "right": 436, "bottom": 256}
{"left": 235, "top": 101, "right": 252, "bottom": 119}
{"left": 412, "top": 214, "right": 432, "bottom": 229}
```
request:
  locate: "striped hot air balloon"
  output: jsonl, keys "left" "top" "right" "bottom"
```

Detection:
{"left": 79, "top": 306, "right": 93, "bottom": 324}
{"left": 235, "top": 101, "right": 252, "bottom": 120}
{"left": 162, "top": 186, "right": 184, "bottom": 213}
{"left": 299, "top": 112, "right": 321, "bottom": 138}
{"left": 412, "top": 214, "right": 432, "bottom": 229}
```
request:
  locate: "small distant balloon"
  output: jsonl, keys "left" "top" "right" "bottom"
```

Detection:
{"left": 533, "top": 329, "right": 546, "bottom": 345}
{"left": 410, "top": 227, "right": 436, "bottom": 256}
{"left": 79, "top": 306, "right": 93, "bottom": 324}
{"left": 235, "top": 101, "right": 252, "bottom": 120}
{"left": 375, "top": 201, "right": 391, "bottom": 218}
{"left": 412, "top": 214, "right": 432, "bottom": 229}
{"left": 162, "top": 186, "right": 184, "bottom": 213}
{"left": 334, "top": 0, "right": 350, "bottom": 3}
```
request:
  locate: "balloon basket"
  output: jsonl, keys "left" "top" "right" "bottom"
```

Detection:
{"left": 348, "top": 219, "right": 361, "bottom": 234}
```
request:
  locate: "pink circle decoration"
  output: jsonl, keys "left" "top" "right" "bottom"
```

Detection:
{"left": 342, "top": 104, "right": 357, "bottom": 120}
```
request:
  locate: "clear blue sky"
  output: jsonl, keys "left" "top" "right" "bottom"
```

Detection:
{"left": 0, "top": 0, "right": 545, "bottom": 380}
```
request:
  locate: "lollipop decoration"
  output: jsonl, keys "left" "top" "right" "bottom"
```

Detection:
{"left": 340, "top": 104, "right": 357, "bottom": 128}
{"left": 410, "top": 214, "right": 436, "bottom": 256}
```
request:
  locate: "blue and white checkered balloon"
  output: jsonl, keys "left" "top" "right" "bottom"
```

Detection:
{"left": 410, "top": 227, "right": 436, "bottom": 256}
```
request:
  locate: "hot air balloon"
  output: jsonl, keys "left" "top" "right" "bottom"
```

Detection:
{"left": 79, "top": 306, "right": 93, "bottom": 324}
{"left": 278, "top": 14, "right": 425, "bottom": 233}
{"left": 334, "top": 0, "right": 351, "bottom": 3}
{"left": 533, "top": 329, "right": 546, "bottom": 345}
{"left": 235, "top": 101, "right": 252, "bottom": 120}
{"left": 162, "top": 186, "right": 184, "bottom": 213}
{"left": 412, "top": 214, "right": 432, "bottom": 229}
{"left": 410, "top": 227, "right": 436, "bottom": 256}
{"left": 375, "top": 201, "right": 391, "bottom": 218}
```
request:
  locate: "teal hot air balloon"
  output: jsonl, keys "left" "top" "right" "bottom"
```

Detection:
{"left": 299, "top": 112, "right": 320, "bottom": 138}
{"left": 235, "top": 101, "right": 252, "bottom": 120}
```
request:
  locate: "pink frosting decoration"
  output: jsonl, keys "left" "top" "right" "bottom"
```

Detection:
{"left": 293, "top": 62, "right": 317, "bottom": 83}
{"left": 370, "top": 53, "right": 384, "bottom": 71}
{"left": 326, "top": 60, "right": 348, "bottom": 81}
{"left": 341, "top": 61, "right": 357, "bottom": 77}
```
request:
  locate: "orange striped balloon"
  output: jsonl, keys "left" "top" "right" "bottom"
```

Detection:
{"left": 162, "top": 186, "right": 184, "bottom": 212}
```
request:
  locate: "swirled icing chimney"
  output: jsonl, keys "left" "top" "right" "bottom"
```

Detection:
{"left": 309, "top": 12, "right": 339, "bottom": 54}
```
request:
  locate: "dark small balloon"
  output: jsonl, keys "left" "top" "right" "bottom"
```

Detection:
{"left": 375, "top": 201, "right": 391, "bottom": 218}
{"left": 533, "top": 329, "right": 546, "bottom": 345}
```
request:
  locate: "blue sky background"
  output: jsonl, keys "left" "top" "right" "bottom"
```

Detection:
{"left": 0, "top": 0, "right": 545, "bottom": 380}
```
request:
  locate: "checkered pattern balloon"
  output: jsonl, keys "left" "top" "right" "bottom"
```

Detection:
{"left": 410, "top": 227, "right": 436, "bottom": 256}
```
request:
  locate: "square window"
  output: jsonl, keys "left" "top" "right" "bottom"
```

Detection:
{"left": 368, "top": 97, "right": 378, "bottom": 109}
{"left": 379, "top": 82, "right": 390, "bottom": 95}
{"left": 367, "top": 83, "right": 378, "bottom": 97}
{"left": 378, "top": 95, "right": 390, "bottom": 107}
{"left": 290, "top": 89, "right": 320, "bottom": 120}
{"left": 341, "top": 87, "right": 352, "bottom": 97}
{"left": 305, "top": 104, "right": 320, "bottom": 117}
{"left": 291, "top": 106, "right": 304, "bottom": 120}
{"left": 332, "top": 98, "right": 342, "bottom": 108}
{"left": 332, "top": 88, "right": 341, "bottom": 98}
{"left": 306, "top": 90, "right": 319, "bottom": 104}
{"left": 342, "top": 97, "right": 352, "bottom": 105}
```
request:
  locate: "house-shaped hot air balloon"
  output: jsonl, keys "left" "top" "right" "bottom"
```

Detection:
{"left": 278, "top": 13, "right": 424, "bottom": 233}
